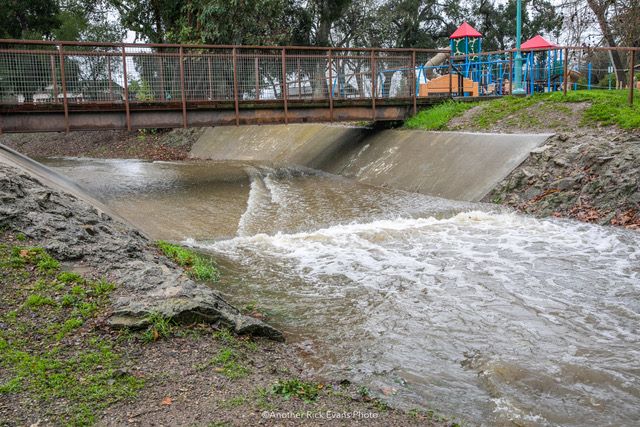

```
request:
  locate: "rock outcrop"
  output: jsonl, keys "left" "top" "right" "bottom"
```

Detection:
{"left": 0, "top": 164, "right": 283, "bottom": 340}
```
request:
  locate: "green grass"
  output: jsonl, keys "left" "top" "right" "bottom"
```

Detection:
{"left": 156, "top": 240, "right": 219, "bottom": 281}
{"left": 547, "top": 89, "right": 640, "bottom": 129}
{"left": 0, "top": 243, "right": 143, "bottom": 426}
{"left": 271, "top": 378, "right": 322, "bottom": 403}
{"left": 405, "top": 89, "right": 639, "bottom": 130}
{"left": 141, "top": 311, "right": 174, "bottom": 342}
{"left": 404, "top": 100, "right": 478, "bottom": 130}
{"left": 210, "top": 347, "right": 250, "bottom": 379}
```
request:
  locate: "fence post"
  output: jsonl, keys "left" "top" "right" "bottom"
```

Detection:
{"left": 629, "top": 50, "right": 636, "bottom": 106}
{"left": 121, "top": 46, "right": 131, "bottom": 131}
{"left": 179, "top": 46, "right": 188, "bottom": 128}
{"left": 563, "top": 48, "right": 569, "bottom": 97}
{"left": 281, "top": 48, "right": 288, "bottom": 125}
{"left": 297, "top": 57, "right": 302, "bottom": 100}
{"left": 328, "top": 49, "right": 333, "bottom": 122}
{"left": 232, "top": 48, "right": 240, "bottom": 125}
{"left": 371, "top": 49, "right": 376, "bottom": 120}
{"left": 107, "top": 55, "right": 113, "bottom": 101}
{"left": 509, "top": 52, "right": 513, "bottom": 94}
{"left": 448, "top": 56, "right": 453, "bottom": 98}
{"left": 58, "top": 45, "right": 70, "bottom": 133}
{"left": 411, "top": 50, "right": 417, "bottom": 115}
{"left": 207, "top": 55, "right": 213, "bottom": 100}
{"left": 158, "top": 54, "right": 165, "bottom": 101}
{"left": 49, "top": 55, "right": 58, "bottom": 101}
{"left": 255, "top": 56, "right": 260, "bottom": 100}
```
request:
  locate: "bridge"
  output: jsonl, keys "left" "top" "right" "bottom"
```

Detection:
{"left": 0, "top": 39, "right": 636, "bottom": 133}
{"left": 0, "top": 40, "right": 483, "bottom": 133}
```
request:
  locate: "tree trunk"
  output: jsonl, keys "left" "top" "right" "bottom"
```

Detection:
{"left": 587, "top": 0, "right": 626, "bottom": 86}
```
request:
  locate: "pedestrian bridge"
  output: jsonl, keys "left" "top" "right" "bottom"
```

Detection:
{"left": 0, "top": 39, "right": 488, "bottom": 133}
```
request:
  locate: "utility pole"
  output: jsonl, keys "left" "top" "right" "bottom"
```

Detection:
{"left": 512, "top": 0, "right": 526, "bottom": 96}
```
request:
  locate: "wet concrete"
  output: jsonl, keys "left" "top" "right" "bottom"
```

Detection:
{"left": 190, "top": 125, "right": 551, "bottom": 201}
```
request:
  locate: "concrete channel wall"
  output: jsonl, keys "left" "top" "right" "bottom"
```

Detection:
{"left": 0, "top": 143, "right": 125, "bottom": 222}
{"left": 190, "top": 124, "right": 552, "bottom": 202}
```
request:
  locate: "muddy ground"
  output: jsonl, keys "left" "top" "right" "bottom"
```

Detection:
{"left": 0, "top": 128, "right": 201, "bottom": 161}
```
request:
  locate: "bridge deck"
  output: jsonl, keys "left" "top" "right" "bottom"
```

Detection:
{"left": 0, "top": 96, "right": 494, "bottom": 132}
{"left": 0, "top": 39, "right": 498, "bottom": 132}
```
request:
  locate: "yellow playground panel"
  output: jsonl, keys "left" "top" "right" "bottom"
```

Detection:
{"left": 419, "top": 74, "right": 479, "bottom": 97}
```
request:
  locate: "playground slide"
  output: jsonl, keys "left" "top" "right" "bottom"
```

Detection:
{"left": 568, "top": 69, "right": 581, "bottom": 83}
{"left": 424, "top": 52, "right": 450, "bottom": 78}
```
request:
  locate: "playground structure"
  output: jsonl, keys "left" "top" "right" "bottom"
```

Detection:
{"left": 417, "top": 22, "right": 585, "bottom": 97}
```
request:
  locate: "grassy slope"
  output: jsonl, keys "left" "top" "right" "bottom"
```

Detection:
{"left": 406, "top": 90, "right": 640, "bottom": 130}
{"left": 1, "top": 233, "right": 459, "bottom": 426}
{"left": 0, "top": 241, "right": 143, "bottom": 425}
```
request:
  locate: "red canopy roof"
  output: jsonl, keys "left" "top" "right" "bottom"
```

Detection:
{"left": 450, "top": 22, "right": 482, "bottom": 39}
{"left": 521, "top": 35, "right": 557, "bottom": 50}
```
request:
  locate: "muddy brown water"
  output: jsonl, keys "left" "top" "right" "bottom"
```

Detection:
{"left": 45, "top": 157, "right": 640, "bottom": 427}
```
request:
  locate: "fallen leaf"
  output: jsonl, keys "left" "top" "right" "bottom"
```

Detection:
{"left": 381, "top": 386, "right": 397, "bottom": 396}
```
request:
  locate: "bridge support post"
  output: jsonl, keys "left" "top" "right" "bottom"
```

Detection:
{"left": 121, "top": 46, "right": 131, "bottom": 131}
{"left": 371, "top": 50, "right": 376, "bottom": 120}
{"left": 411, "top": 50, "right": 417, "bottom": 115}
{"left": 281, "top": 48, "right": 288, "bottom": 125}
{"left": 232, "top": 47, "right": 240, "bottom": 126}
{"left": 328, "top": 49, "right": 334, "bottom": 122}
{"left": 179, "top": 46, "right": 188, "bottom": 128}
{"left": 58, "top": 45, "right": 70, "bottom": 133}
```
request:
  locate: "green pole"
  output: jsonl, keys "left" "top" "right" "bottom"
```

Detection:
{"left": 513, "top": 0, "right": 526, "bottom": 96}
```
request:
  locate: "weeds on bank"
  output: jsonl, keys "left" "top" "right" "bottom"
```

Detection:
{"left": 405, "top": 89, "right": 639, "bottom": 131}
{"left": 210, "top": 347, "right": 250, "bottom": 379}
{"left": 271, "top": 378, "right": 322, "bottom": 403}
{"left": 404, "top": 100, "right": 479, "bottom": 130}
{"left": 548, "top": 89, "right": 640, "bottom": 129}
{"left": 156, "top": 240, "right": 219, "bottom": 281}
{"left": 0, "top": 243, "right": 143, "bottom": 426}
{"left": 141, "top": 311, "right": 174, "bottom": 342}
{"left": 195, "top": 328, "right": 256, "bottom": 378}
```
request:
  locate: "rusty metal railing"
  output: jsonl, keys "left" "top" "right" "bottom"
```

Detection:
{"left": 0, "top": 39, "right": 448, "bottom": 131}
{"left": 0, "top": 39, "right": 637, "bottom": 133}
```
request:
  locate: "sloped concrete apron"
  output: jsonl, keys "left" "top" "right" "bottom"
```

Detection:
{"left": 0, "top": 146, "right": 283, "bottom": 340}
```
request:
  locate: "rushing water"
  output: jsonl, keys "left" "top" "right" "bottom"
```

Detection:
{"left": 46, "top": 157, "right": 640, "bottom": 426}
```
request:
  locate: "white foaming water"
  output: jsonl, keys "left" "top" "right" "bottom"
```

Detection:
{"left": 189, "top": 211, "right": 640, "bottom": 426}
{"left": 44, "top": 157, "right": 640, "bottom": 426}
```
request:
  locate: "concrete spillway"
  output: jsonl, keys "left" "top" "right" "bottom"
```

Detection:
{"left": 0, "top": 143, "right": 122, "bottom": 221}
{"left": 190, "top": 124, "right": 551, "bottom": 202}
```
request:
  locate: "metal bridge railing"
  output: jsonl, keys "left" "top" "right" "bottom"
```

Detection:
{"left": 0, "top": 39, "right": 636, "bottom": 132}
{"left": 0, "top": 40, "right": 445, "bottom": 106}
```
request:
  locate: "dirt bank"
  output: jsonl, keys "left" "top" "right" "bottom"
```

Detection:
{"left": 0, "top": 128, "right": 203, "bottom": 161}
{"left": 449, "top": 100, "right": 640, "bottom": 229}
{"left": 0, "top": 164, "right": 455, "bottom": 426}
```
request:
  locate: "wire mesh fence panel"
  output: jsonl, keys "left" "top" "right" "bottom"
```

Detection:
{"left": 235, "top": 48, "right": 284, "bottom": 101}
{"left": 286, "top": 49, "right": 330, "bottom": 101}
{"left": 0, "top": 46, "right": 60, "bottom": 104}
{"left": 374, "top": 52, "right": 412, "bottom": 98}
{"left": 330, "top": 51, "right": 373, "bottom": 100}
{"left": 1, "top": 40, "right": 636, "bottom": 117}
